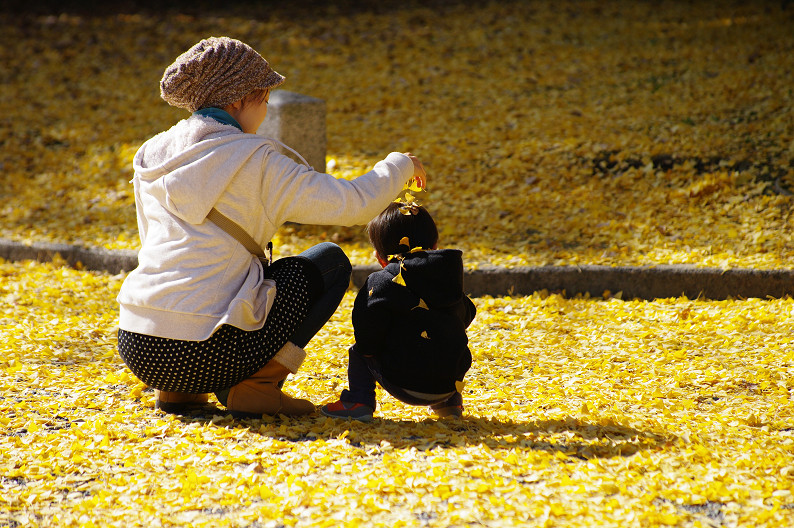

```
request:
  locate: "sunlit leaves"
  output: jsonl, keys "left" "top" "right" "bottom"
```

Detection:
{"left": 1, "top": 259, "right": 793, "bottom": 526}
{"left": 1, "top": 2, "right": 793, "bottom": 525}
{"left": 1, "top": 3, "right": 791, "bottom": 271}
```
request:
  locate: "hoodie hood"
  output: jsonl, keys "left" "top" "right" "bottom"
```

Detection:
{"left": 132, "top": 115, "right": 266, "bottom": 224}
{"left": 385, "top": 249, "right": 466, "bottom": 308}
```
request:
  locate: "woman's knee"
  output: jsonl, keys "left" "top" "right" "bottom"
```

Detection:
{"left": 303, "top": 242, "right": 352, "bottom": 279}
{"left": 318, "top": 242, "right": 351, "bottom": 265}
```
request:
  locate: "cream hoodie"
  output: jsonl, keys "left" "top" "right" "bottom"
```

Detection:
{"left": 117, "top": 115, "right": 413, "bottom": 341}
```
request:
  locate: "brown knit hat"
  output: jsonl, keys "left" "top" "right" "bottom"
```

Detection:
{"left": 160, "top": 37, "right": 285, "bottom": 112}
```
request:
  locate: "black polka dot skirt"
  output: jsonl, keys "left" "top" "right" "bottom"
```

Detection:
{"left": 118, "top": 256, "right": 323, "bottom": 393}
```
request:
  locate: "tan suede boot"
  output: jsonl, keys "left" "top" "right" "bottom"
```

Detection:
{"left": 154, "top": 390, "right": 210, "bottom": 414}
{"left": 223, "top": 361, "right": 316, "bottom": 417}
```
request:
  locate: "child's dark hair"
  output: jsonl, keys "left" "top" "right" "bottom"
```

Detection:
{"left": 366, "top": 202, "right": 438, "bottom": 260}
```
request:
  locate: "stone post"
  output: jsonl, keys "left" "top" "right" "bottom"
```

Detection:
{"left": 256, "top": 90, "right": 326, "bottom": 173}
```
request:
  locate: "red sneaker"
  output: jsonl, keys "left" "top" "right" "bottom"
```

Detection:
{"left": 320, "top": 400, "right": 374, "bottom": 422}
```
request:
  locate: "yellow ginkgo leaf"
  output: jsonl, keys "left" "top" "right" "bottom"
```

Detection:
{"left": 398, "top": 201, "right": 420, "bottom": 215}
{"left": 369, "top": 288, "right": 374, "bottom": 297}
{"left": 455, "top": 380, "right": 466, "bottom": 393}
{"left": 399, "top": 236, "right": 410, "bottom": 247}
{"left": 420, "top": 330, "right": 430, "bottom": 339}
{"left": 409, "top": 246, "right": 425, "bottom": 253}
{"left": 392, "top": 271, "right": 406, "bottom": 286}
{"left": 417, "top": 298, "right": 429, "bottom": 310}
{"left": 405, "top": 178, "right": 424, "bottom": 192}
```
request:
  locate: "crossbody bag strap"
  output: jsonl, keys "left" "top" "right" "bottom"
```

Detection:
{"left": 266, "top": 138, "right": 313, "bottom": 170}
{"left": 207, "top": 208, "right": 272, "bottom": 265}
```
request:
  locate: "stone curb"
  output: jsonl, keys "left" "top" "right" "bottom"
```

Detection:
{"left": 1, "top": 238, "right": 792, "bottom": 300}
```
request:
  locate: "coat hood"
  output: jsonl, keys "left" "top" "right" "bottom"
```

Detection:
{"left": 385, "top": 249, "right": 466, "bottom": 308}
{"left": 132, "top": 115, "right": 267, "bottom": 224}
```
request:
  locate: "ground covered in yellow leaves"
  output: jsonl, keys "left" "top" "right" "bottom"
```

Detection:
{"left": 1, "top": 0, "right": 793, "bottom": 269}
{"left": 1, "top": 259, "right": 792, "bottom": 527}
{"left": 2, "top": 1, "right": 793, "bottom": 527}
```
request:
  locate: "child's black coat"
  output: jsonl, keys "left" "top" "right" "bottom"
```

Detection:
{"left": 351, "top": 249, "right": 477, "bottom": 394}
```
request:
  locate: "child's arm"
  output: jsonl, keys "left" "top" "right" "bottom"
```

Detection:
{"left": 351, "top": 277, "right": 402, "bottom": 358}
{"left": 449, "top": 295, "right": 477, "bottom": 330}
{"left": 462, "top": 297, "right": 477, "bottom": 328}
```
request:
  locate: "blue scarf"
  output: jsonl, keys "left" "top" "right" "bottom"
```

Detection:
{"left": 193, "top": 107, "right": 243, "bottom": 131}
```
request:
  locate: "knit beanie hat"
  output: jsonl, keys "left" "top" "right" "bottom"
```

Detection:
{"left": 160, "top": 37, "right": 285, "bottom": 112}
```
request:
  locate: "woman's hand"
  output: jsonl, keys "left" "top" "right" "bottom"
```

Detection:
{"left": 403, "top": 152, "right": 427, "bottom": 189}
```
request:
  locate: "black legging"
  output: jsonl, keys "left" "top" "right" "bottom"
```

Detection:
{"left": 118, "top": 256, "right": 322, "bottom": 393}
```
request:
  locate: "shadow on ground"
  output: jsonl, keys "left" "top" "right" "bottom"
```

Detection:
{"left": 173, "top": 406, "right": 673, "bottom": 460}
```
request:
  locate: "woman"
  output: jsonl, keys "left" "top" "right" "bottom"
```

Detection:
{"left": 116, "top": 37, "right": 425, "bottom": 417}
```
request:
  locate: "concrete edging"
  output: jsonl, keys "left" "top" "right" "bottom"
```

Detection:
{"left": 2, "top": 239, "right": 792, "bottom": 300}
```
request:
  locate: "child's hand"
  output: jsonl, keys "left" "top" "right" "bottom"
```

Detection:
{"left": 403, "top": 152, "right": 427, "bottom": 190}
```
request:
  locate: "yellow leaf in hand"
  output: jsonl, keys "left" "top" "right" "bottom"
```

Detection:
{"left": 406, "top": 178, "right": 424, "bottom": 192}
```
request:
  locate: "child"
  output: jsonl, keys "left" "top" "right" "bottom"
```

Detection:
{"left": 116, "top": 37, "right": 426, "bottom": 417}
{"left": 320, "top": 201, "right": 476, "bottom": 421}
